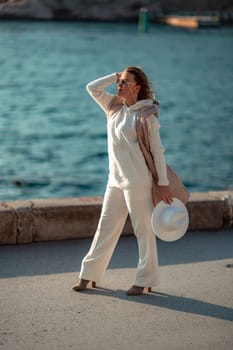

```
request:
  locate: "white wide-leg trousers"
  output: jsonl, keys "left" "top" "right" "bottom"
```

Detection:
{"left": 79, "top": 184, "right": 159, "bottom": 287}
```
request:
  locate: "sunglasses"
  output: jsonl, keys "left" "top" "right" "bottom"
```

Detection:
{"left": 116, "top": 78, "right": 136, "bottom": 86}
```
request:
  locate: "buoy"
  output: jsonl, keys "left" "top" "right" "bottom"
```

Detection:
{"left": 138, "top": 8, "right": 149, "bottom": 33}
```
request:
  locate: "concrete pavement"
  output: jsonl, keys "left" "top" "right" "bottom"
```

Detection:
{"left": 0, "top": 229, "right": 233, "bottom": 350}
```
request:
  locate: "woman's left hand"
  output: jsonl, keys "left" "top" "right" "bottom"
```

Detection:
{"left": 158, "top": 185, "right": 173, "bottom": 205}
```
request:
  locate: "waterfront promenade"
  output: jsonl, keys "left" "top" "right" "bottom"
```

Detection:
{"left": 1, "top": 228, "right": 233, "bottom": 350}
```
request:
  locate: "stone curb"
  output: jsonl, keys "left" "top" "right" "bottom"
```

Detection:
{"left": 0, "top": 191, "right": 232, "bottom": 245}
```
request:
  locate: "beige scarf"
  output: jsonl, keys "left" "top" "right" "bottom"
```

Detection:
{"left": 135, "top": 106, "right": 190, "bottom": 206}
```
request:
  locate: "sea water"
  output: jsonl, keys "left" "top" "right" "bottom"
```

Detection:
{"left": 0, "top": 21, "right": 232, "bottom": 200}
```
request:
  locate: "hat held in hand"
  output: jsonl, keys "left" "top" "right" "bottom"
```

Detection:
{"left": 151, "top": 198, "right": 189, "bottom": 242}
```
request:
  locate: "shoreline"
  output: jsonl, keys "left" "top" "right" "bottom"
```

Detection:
{"left": 0, "top": 0, "right": 232, "bottom": 24}
{"left": 0, "top": 16, "right": 232, "bottom": 25}
{"left": 0, "top": 190, "right": 232, "bottom": 245}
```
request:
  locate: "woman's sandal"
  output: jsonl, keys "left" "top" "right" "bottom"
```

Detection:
{"left": 72, "top": 279, "right": 96, "bottom": 292}
{"left": 126, "top": 285, "right": 151, "bottom": 296}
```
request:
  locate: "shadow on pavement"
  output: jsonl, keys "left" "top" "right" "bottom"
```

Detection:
{"left": 74, "top": 286, "right": 233, "bottom": 322}
{"left": 0, "top": 230, "right": 232, "bottom": 278}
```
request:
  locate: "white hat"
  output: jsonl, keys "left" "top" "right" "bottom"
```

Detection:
{"left": 151, "top": 198, "right": 189, "bottom": 242}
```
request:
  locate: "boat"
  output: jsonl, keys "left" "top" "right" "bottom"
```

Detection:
{"left": 163, "top": 15, "right": 220, "bottom": 29}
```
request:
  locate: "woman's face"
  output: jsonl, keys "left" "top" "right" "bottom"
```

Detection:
{"left": 117, "top": 71, "right": 141, "bottom": 105}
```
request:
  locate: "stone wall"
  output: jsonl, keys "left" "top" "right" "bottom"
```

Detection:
{"left": 0, "top": 0, "right": 232, "bottom": 21}
{"left": 0, "top": 191, "right": 232, "bottom": 245}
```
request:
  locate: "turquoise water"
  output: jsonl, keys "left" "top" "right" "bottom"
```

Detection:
{"left": 0, "top": 21, "right": 232, "bottom": 200}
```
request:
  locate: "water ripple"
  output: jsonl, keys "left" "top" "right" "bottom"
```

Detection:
{"left": 0, "top": 21, "right": 232, "bottom": 200}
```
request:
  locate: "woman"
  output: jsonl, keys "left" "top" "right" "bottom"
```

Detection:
{"left": 73, "top": 66, "right": 173, "bottom": 296}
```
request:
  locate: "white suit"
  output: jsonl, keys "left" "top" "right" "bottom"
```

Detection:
{"left": 79, "top": 73, "right": 169, "bottom": 287}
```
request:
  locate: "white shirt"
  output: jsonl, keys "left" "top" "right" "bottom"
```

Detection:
{"left": 86, "top": 73, "right": 169, "bottom": 189}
